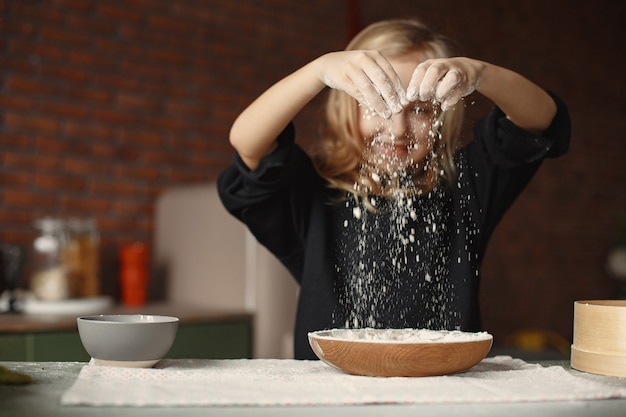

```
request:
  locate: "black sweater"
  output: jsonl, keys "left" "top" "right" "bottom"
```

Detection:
{"left": 218, "top": 94, "right": 570, "bottom": 359}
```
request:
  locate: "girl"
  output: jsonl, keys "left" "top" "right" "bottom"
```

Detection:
{"left": 218, "top": 19, "right": 570, "bottom": 359}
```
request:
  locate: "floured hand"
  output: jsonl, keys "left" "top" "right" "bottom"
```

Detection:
{"left": 315, "top": 50, "right": 408, "bottom": 118}
{"left": 406, "top": 57, "right": 484, "bottom": 110}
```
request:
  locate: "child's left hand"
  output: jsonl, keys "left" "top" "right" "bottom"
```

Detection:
{"left": 406, "top": 57, "right": 485, "bottom": 110}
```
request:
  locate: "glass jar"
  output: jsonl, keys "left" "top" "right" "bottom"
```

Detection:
{"left": 30, "top": 218, "right": 69, "bottom": 301}
{"left": 64, "top": 218, "right": 100, "bottom": 298}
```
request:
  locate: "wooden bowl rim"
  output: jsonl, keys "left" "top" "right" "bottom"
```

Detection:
{"left": 308, "top": 328, "right": 493, "bottom": 345}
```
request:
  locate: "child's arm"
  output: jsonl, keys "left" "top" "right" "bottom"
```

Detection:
{"left": 475, "top": 62, "right": 557, "bottom": 133}
{"left": 406, "top": 58, "right": 557, "bottom": 134}
{"left": 229, "top": 51, "right": 406, "bottom": 170}
{"left": 229, "top": 61, "right": 325, "bottom": 171}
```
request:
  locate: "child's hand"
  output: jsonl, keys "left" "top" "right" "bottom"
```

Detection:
{"left": 406, "top": 57, "right": 484, "bottom": 110}
{"left": 315, "top": 51, "right": 408, "bottom": 118}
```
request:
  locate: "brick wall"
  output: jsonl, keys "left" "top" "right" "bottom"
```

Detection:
{"left": 1, "top": 0, "right": 624, "bottom": 345}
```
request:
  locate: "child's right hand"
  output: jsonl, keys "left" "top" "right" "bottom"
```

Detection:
{"left": 314, "top": 51, "right": 408, "bottom": 119}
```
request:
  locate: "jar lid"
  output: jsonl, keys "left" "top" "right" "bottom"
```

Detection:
{"left": 32, "top": 217, "right": 65, "bottom": 232}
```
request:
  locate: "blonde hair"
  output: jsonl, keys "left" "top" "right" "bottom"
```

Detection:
{"left": 312, "top": 19, "right": 464, "bottom": 201}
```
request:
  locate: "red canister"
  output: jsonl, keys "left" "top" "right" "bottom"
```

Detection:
{"left": 119, "top": 242, "right": 148, "bottom": 307}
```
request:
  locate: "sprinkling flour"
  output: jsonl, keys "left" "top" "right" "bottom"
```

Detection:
{"left": 331, "top": 100, "right": 480, "bottom": 332}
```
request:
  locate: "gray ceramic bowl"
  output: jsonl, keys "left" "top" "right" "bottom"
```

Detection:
{"left": 77, "top": 314, "right": 179, "bottom": 368}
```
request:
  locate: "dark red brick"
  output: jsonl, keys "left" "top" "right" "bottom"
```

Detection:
{"left": 0, "top": 1, "right": 622, "bottom": 344}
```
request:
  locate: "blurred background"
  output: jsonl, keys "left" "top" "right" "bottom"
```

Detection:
{"left": 1, "top": 0, "right": 625, "bottom": 356}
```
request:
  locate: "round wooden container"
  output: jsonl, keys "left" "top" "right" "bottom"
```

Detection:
{"left": 308, "top": 329, "right": 493, "bottom": 377}
{"left": 571, "top": 300, "right": 626, "bottom": 377}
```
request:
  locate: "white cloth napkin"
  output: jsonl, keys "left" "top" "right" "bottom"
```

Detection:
{"left": 61, "top": 356, "right": 626, "bottom": 407}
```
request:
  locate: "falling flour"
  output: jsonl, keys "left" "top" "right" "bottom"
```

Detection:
{"left": 332, "top": 100, "right": 479, "bottom": 332}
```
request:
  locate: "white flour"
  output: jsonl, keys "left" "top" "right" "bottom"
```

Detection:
{"left": 312, "top": 328, "right": 492, "bottom": 343}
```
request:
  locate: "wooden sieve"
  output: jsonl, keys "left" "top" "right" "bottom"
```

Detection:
{"left": 571, "top": 300, "right": 626, "bottom": 377}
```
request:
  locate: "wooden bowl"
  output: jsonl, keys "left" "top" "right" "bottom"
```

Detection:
{"left": 308, "top": 328, "right": 493, "bottom": 377}
{"left": 571, "top": 300, "right": 626, "bottom": 377}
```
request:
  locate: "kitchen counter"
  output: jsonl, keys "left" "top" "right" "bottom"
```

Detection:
{"left": 0, "top": 302, "right": 251, "bottom": 333}
{"left": 1, "top": 360, "right": 625, "bottom": 417}
{"left": 0, "top": 304, "right": 253, "bottom": 361}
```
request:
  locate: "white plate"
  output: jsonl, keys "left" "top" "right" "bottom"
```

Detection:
{"left": 21, "top": 296, "right": 113, "bottom": 315}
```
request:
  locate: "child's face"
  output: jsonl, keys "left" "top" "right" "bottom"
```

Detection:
{"left": 358, "top": 51, "right": 438, "bottom": 173}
